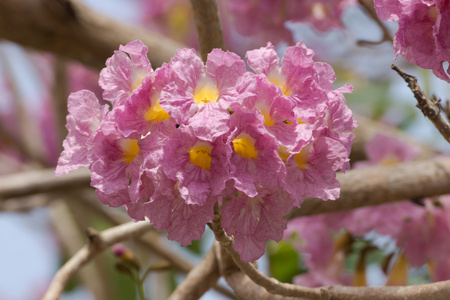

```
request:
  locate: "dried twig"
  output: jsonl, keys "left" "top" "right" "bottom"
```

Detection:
{"left": 189, "top": 0, "right": 226, "bottom": 63}
{"left": 42, "top": 221, "right": 154, "bottom": 300}
{"left": 392, "top": 64, "right": 450, "bottom": 143}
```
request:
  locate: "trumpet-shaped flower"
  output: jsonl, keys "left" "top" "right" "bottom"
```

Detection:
{"left": 374, "top": 0, "right": 450, "bottom": 82}
{"left": 55, "top": 90, "right": 108, "bottom": 176}
{"left": 99, "top": 40, "right": 153, "bottom": 106}
{"left": 111, "top": 65, "right": 176, "bottom": 137}
{"left": 88, "top": 122, "right": 156, "bottom": 207}
{"left": 141, "top": 169, "right": 215, "bottom": 246}
{"left": 160, "top": 48, "right": 245, "bottom": 125}
{"left": 222, "top": 188, "right": 292, "bottom": 262}
{"left": 227, "top": 108, "right": 286, "bottom": 197}
{"left": 160, "top": 125, "right": 230, "bottom": 205}
{"left": 285, "top": 137, "right": 348, "bottom": 205}
{"left": 246, "top": 42, "right": 332, "bottom": 123}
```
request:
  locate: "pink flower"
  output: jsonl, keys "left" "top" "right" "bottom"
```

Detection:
{"left": 313, "top": 85, "right": 357, "bottom": 171}
{"left": 88, "top": 122, "right": 156, "bottom": 207}
{"left": 160, "top": 125, "right": 230, "bottom": 205}
{"left": 55, "top": 90, "right": 108, "bottom": 176}
{"left": 160, "top": 48, "right": 245, "bottom": 125}
{"left": 111, "top": 65, "right": 176, "bottom": 137}
{"left": 222, "top": 188, "right": 292, "bottom": 262}
{"left": 99, "top": 40, "right": 153, "bottom": 106}
{"left": 141, "top": 169, "right": 215, "bottom": 246}
{"left": 284, "top": 137, "right": 348, "bottom": 205}
{"left": 227, "top": 108, "right": 286, "bottom": 198}
{"left": 374, "top": 0, "right": 450, "bottom": 82}
{"left": 399, "top": 198, "right": 450, "bottom": 266}
{"left": 354, "top": 133, "right": 420, "bottom": 168}
{"left": 227, "top": 0, "right": 355, "bottom": 44}
{"left": 227, "top": 0, "right": 297, "bottom": 44}
{"left": 235, "top": 73, "right": 304, "bottom": 148}
{"left": 246, "top": 42, "right": 332, "bottom": 123}
{"left": 292, "top": 0, "right": 357, "bottom": 32}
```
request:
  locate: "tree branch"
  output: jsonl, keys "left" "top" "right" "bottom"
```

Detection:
{"left": 168, "top": 247, "right": 222, "bottom": 300}
{"left": 212, "top": 203, "right": 450, "bottom": 300}
{"left": 392, "top": 64, "right": 450, "bottom": 143}
{"left": 0, "top": 0, "right": 185, "bottom": 70}
{"left": 357, "top": 0, "right": 393, "bottom": 46}
{"left": 0, "top": 168, "right": 90, "bottom": 200}
{"left": 215, "top": 241, "right": 299, "bottom": 300}
{"left": 3, "top": 157, "right": 450, "bottom": 219}
{"left": 42, "top": 221, "right": 154, "bottom": 300}
{"left": 190, "top": 0, "right": 226, "bottom": 62}
{"left": 287, "top": 157, "right": 450, "bottom": 219}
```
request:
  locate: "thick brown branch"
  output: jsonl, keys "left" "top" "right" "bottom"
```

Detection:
{"left": 0, "top": 168, "right": 90, "bottom": 199}
{"left": 42, "top": 221, "right": 154, "bottom": 300}
{"left": 168, "top": 247, "right": 222, "bottom": 300}
{"left": 287, "top": 157, "right": 450, "bottom": 219}
{"left": 190, "top": 0, "right": 226, "bottom": 62}
{"left": 392, "top": 64, "right": 450, "bottom": 143}
{"left": 4, "top": 158, "right": 450, "bottom": 219}
{"left": 0, "top": 0, "right": 184, "bottom": 70}
{"left": 212, "top": 204, "right": 450, "bottom": 300}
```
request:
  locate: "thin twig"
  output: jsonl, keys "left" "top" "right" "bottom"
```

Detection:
{"left": 189, "top": 0, "right": 226, "bottom": 63}
{"left": 77, "top": 191, "right": 237, "bottom": 299}
{"left": 215, "top": 242, "right": 298, "bottom": 300}
{"left": 357, "top": 0, "right": 393, "bottom": 46}
{"left": 212, "top": 204, "right": 450, "bottom": 300}
{"left": 211, "top": 203, "right": 324, "bottom": 299}
{"left": 49, "top": 200, "right": 113, "bottom": 300}
{"left": 392, "top": 64, "right": 450, "bottom": 143}
{"left": 42, "top": 221, "right": 154, "bottom": 300}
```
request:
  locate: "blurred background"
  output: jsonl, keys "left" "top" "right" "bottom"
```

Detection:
{"left": 0, "top": 0, "right": 449, "bottom": 299}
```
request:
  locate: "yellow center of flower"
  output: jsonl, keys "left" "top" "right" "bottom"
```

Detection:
{"left": 193, "top": 76, "right": 219, "bottom": 104}
{"left": 268, "top": 71, "right": 292, "bottom": 96}
{"left": 119, "top": 139, "right": 140, "bottom": 164}
{"left": 258, "top": 107, "right": 275, "bottom": 127}
{"left": 294, "top": 147, "right": 309, "bottom": 170}
{"left": 130, "top": 70, "right": 148, "bottom": 92}
{"left": 278, "top": 145, "right": 291, "bottom": 162}
{"left": 189, "top": 142, "right": 212, "bottom": 170}
{"left": 233, "top": 133, "right": 258, "bottom": 159}
{"left": 144, "top": 97, "right": 170, "bottom": 123}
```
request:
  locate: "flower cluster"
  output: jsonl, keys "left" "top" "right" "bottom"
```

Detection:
{"left": 286, "top": 134, "right": 450, "bottom": 286}
{"left": 374, "top": 0, "right": 450, "bottom": 82}
{"left": 56, "top": 40, "right": 356, "bottom": 262}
